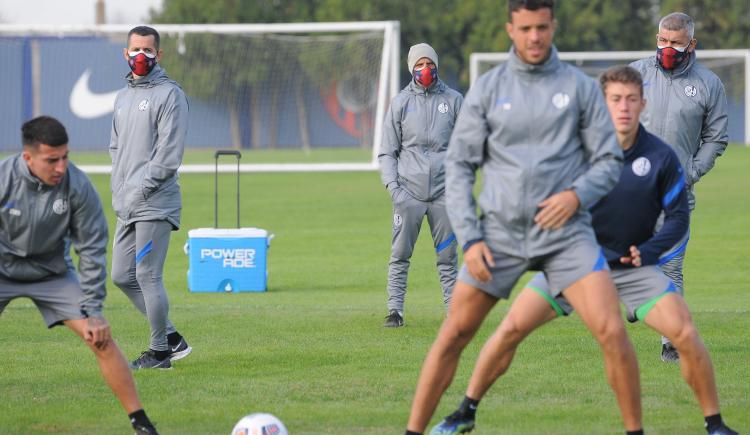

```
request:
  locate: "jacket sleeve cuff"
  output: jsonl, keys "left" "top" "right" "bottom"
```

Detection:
{"left": 462, "top": 238, "right": 484, "bottom": 252}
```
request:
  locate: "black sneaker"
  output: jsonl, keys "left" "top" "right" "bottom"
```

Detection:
{"left": 707, "top": 423, "right": 739, "bottom": 435}
{"left": 168, "top": 337, "right": 192, "bottom": 361}
{"left": 129, "top": 350, "right": 172, "bottom": 370}
{"left": 430, "top": 409, "right": 475, "bottom": 434}
{"left": 383, "top": 310, "right": 404, "bottom": 327}
{"left": 133, "top": 422, "right": 159, "bottom": 435}
{"left": 661, "top": 343, "right": 680, "bottom": 363}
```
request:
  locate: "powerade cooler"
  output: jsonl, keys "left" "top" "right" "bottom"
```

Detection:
{"left": 185, "top": 151, "right": 272, "bottom": 292}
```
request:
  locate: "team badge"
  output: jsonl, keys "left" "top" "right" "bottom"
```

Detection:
{"left": 393, "top": 213, "right": 402, "bottom": 227}
{"left": 632, "top": 157, "right": 652, "bottom": 176}
{"left": 138, "top": 99, "right": 150, "bottom": 111}
{"left": 552, "top": 92, "right": 570, "bottom": 109}
{"left": 438, "top": 102, "right": 449, "bottom": 114}
{"left": 52, "top": 198, "right": 68, "bottom": 214}
{"left": 684, "top": 85, "right": 697, "bottom": 97}
{"left": 495, "top": 98, "right": 512, "bottom": 110}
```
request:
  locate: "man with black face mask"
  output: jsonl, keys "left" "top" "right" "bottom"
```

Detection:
{"left": 110, "top": 26, "right": 191, "bottom": 370}
{"left": 630, "top": 12, "right": 729, "bottom": 363}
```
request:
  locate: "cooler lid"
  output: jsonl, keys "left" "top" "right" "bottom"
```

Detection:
{"left": 188, "top": 228, "right": 269, "bottom": 238}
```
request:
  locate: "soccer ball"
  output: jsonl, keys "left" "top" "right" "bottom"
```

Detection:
{"left": 231, "top": 413, "right": 288, "bottom": 435}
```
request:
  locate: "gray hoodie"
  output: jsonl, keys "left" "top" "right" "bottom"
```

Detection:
{"left": 0, "top": 155, "right": 108, "bottom": 316}
{"left": 630, "top": 52, "right": 728, "bottom": 193}
{"left": 446, "top": 47, "right": 623, "bottom": 258}
{"left": 379, "top": 79, "right": 463, "bottom": 201}
{"left": 110, "top": 64, "right": 189, "bottom": 229}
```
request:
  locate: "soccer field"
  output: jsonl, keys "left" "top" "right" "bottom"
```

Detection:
{"left": 1, "top": 147, "right": 749, "bottom": 434}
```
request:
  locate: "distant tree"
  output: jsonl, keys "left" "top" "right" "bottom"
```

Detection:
{"left": 659, "top": 0, "right": 750, "bottom": 49}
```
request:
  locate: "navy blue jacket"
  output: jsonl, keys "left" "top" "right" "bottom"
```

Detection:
{"left": 592, "top": 125, "right": 689, "bottom": 267}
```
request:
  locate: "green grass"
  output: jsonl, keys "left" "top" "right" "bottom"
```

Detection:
{"left": 0, "top": 147, "right": 373, "bottom": 165}
{"left": 1, "top": 147, "right": 749, "bottom": 434}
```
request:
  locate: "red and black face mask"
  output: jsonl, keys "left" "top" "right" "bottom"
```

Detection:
{"left": 128, "top": 50, "right": 157, "bottom": 77}
{"left": 656, "top": 45, "right": 689, "bottom": 70}
{"left": 413, "top": 66, "right": 437, "bottom": 87}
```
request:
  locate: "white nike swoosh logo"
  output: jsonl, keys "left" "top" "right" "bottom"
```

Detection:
{"left": 171, "top": 344, "right": 182, "bottom": 352}
{"left": 69, "top": 69, "right": 119, "bottom": 119}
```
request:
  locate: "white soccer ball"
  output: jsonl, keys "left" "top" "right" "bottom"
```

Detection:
{"left": 231, "top": 413, "right": 288, "bottom": 435}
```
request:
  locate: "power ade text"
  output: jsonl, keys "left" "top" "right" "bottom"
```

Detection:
{"left": 200, "top": 248, "right": 256, "bottom": 268}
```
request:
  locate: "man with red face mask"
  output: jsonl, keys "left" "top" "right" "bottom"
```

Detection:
{"left": 378, "top": 43, "right": 463, "bottom": 327}
{"left": 630, "top": 12, "right": 729, "bottom": 363}
{"left": 110, "top": 26, "right": 191, "bottom": 370}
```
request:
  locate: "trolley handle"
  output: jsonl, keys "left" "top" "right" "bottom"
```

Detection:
{"left": 214, "top": 150, "right": 242, "bottom": 229}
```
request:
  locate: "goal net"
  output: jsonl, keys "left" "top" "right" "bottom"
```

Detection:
{"left": 0, "top": 22, "right": 400, "bottom": 172}
{"left": 470, "top": 50, "right": 750, "bottom": 145}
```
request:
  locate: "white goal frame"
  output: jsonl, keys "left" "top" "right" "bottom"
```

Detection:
{"left": 0, "top": 22, "right": 401, "bottom": 173}
{"left": 470, "top": 50, "right": 750, "bottom": 145}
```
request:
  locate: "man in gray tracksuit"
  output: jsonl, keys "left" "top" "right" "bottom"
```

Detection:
{"left": 379, "top": 43, "right": 463, "bottom": 327}
{"left": 0, "top": 116, "right": 158, "bottom": 434}
{"left": 630, "top": 12, "right": 728, "bottom": 362}
{"left": 110, "top": 26, "right": 191, "bottom": 369}
{"left": 406, "top": 2, "right": 643, "bottom": 433}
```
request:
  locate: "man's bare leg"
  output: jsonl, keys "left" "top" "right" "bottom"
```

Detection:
{"left": 406, "top": 282, "right": 498, "bottom": 432}
{"left": 562, "top": 271, "right": 642, "bottom": 431}
{"left": 466, "top": 288, "right": 558, "bottom": 399}
{"left": 643, "top": 293, "right": 719, "bottom": 416}
{"left": 65, "top": 318, "right": 142, "bottom": 413}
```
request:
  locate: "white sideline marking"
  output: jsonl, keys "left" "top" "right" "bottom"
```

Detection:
{"left": 79, "top": 162, "right": 379, "bottom": 174}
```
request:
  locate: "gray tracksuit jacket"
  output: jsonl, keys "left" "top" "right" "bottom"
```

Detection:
{"left": 630, "top": 52, "right": 728, "bottom": 199}
{"left": 379, "top": 79, "right": 464, "bottom": 201}
{"left": 0, "top": 155, "right": 108, "bottom": 316}
{"left": 446, "top": 47, "right": 623, "bottom": 257}
{"left": 110, "top": 64, "right": 188, "bottom": 229}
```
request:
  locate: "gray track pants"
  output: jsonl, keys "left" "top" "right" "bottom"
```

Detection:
{"left": 387, "top": 189, "right": 457, "bottom": 313}
{"left": 111, "top": 219, "right": 177, "bottom": 352}
{"left": 656, "top": 210, "right": 690, "bottom": 346}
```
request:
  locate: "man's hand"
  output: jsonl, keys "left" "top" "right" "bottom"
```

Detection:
{"left": 619, "top": 245, "right": 642, "bottom": 267}
{"left": 464, "top": 241, "right": 495, "bottom": 283}
{"left": 534, "top": 190, "right": 580, "bottom": 230}
{"left": 85, "top": 316, "right": 112, "bottom": 350}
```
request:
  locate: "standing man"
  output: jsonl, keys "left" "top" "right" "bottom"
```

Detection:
{"left": 378, "top": 43, "right": 463, "bottom": 327}
{"left": 630, "top": 12, "right": 729, "bottom": 362}
{"left": 405, "top": 2, "right": 643, "bottom": 434}
{"left": 110, "top": 26, "right": 191, "bottom": 369}
{"left": 430, "top": 66, "right": 737, "bottom": 435}
{"left": 0, "top": 116, "right": 158, "bottom": 434}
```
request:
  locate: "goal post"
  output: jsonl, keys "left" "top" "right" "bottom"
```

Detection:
{"left": 470, "top": 49, "right": 750, "bottom": 145}
{"left": 0, "top": 22, "right": 401, "bottom": 172}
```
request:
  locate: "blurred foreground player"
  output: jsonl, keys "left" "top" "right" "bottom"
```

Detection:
{"left": 0, "top": 116, "right": 158, "bottom": 434}
{"left": 404, "top": 1, "right": 644, "bottom": 434}
{"left": 431, "top": 66, "right": 737, "bottom": 435}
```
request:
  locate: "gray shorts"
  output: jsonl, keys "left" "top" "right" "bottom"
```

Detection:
{"left": 527, "top": 265, "right": 676, "bottom": 322}
{"left": 457, "top": 237, "right": 608, "bottom": 300}
{"left": 0, "top": 272, "right": 86, "bottom": 328}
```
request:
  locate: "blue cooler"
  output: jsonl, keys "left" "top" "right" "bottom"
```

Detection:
{"left": 185, "top": 227, "right": 271, "bottom": 292}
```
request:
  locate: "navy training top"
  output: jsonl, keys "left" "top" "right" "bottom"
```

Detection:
{"left": 591, "top": 124, "right": 689, "bottom": 267}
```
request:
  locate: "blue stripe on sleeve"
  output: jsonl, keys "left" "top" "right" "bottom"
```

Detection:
{"left": 436, "top": 233, "right": 457, "bottom": 253}
{"left": 662, "top": 175, "right": 686, "bottom": 208}
{"left": 135, "top": 240, "right": 153, "bottom": 264}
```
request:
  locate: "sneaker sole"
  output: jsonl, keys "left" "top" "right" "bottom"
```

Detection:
{"left": 170, "top": 345, "right": 192, "bottom": 361}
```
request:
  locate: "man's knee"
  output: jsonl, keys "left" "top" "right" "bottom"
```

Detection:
{"left": 497, "top": 315, "right": 531, "bottom": 347}
{"left": 111, "top": 264, "right": 133, "bottom": 289}
{"left": 671, "top": 322, "right": 701, "bottom": 349}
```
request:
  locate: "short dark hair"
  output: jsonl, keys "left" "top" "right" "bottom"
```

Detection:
{"left": 21, "top": 116, "right": 69, "bottom": 149}
{"left": 599, "top": 65, "right": 644, "bottom": 95}
{"left": 127, "top": 25, "right": 160, "bottom": 50}
{"left": 508, "top": 0, "right": 555, "bottom": 21}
